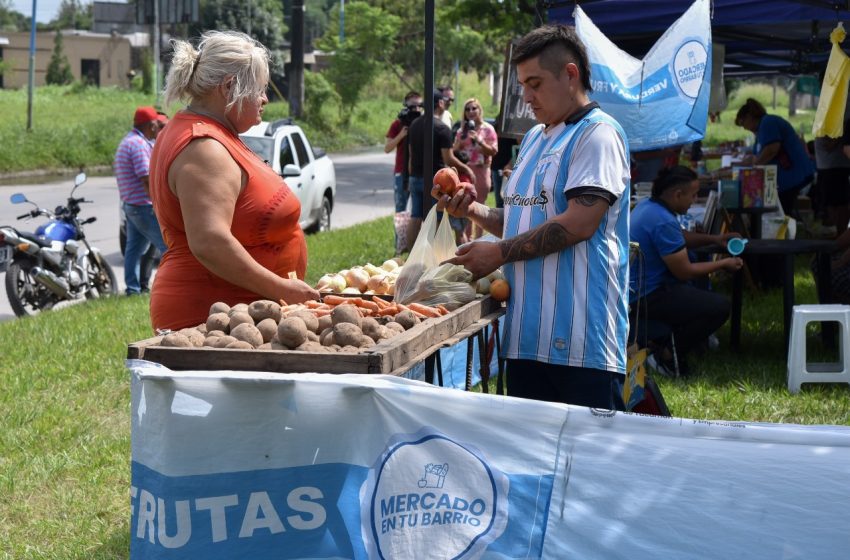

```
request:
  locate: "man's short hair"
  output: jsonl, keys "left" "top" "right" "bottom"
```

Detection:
{"left": 512, "top": 24, "right": 592, "bottom": 92}
{"left": 404, "top": 90, "right": 422, "bottom": 103}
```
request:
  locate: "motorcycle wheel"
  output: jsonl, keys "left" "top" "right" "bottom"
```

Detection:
{"left": 86, "top": 253, "right": 119, "bottom": 298}
{"left": 4, "top": 261, "right": 59, "bottom": 317}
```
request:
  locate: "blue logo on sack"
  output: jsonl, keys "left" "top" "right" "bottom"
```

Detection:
{"left": 361, "top": 429, "right": 509, "bottom": 559}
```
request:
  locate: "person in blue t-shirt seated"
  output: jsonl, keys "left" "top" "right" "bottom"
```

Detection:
{"left": 630, "top": 166, "right": 744, "bottom": 376}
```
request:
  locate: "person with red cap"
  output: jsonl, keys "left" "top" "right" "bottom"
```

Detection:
{"left": 113, "top": 105, "right": 168, "bottom": 295}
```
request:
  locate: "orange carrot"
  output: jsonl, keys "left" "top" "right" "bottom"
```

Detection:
{"left": 305, "top": 300, "right": 324, "bottom": 309}
{"left": 312, "top": 309, "right": 331, "bottom": 317}
{"left": 371, "top": 296, "right": 391, "bottom": 309}
{"left": 354, "top": 299, "right": 380, "bottom": 313}
{"left": 436, "top": 304, "right": 450, "bottom": 316}
{"left": 377, "top": 305, "right": 399, "bottom": 316}
{"left": 322, "top": 295, "right": 348, "bottom": 306}
{"left": 409, "top": 303, "right": 442, "bottom": 318}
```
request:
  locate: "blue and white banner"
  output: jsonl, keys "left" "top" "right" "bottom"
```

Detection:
{"left": 129, "top": 360, "right": 850, "bottom": 559}
{"left": 576, "top": 0, "right": 712, "bottom": 151}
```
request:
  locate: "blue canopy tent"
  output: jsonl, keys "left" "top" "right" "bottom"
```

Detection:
{"left": 548, "top": 0, "right": 850, "bottom": 75}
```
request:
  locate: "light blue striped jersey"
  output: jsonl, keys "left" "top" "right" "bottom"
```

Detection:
{"left": 501, "top": 106, "right": 630, "bottom": 374}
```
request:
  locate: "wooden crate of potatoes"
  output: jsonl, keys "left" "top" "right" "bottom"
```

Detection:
{"left": 127, "top": 296, "right": 502, "bottom": 375}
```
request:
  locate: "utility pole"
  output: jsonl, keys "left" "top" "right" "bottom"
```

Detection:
{"left": 339, "top": 0, "right": 344, "bottom": 43}
{"left": 153, "top": 0, "right": 160, "bottom": 106}
{"left": 289, "top": 0, "right": 304, "bottom": 118}
{"left": 26, "top": 0, "right": 37, "bottom": 131}
{"left": 423, "top": 0, "right": 435, "bottom": 215}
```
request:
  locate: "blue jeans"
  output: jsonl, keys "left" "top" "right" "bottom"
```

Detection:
{"left": 123, "top": 202, "right": 167, "bottom": 295}
{"left": 393, "top": 173, "right": 409, "bottom": 213}
{"left": 408, "top": 176, "right": 425, "bottom": 219}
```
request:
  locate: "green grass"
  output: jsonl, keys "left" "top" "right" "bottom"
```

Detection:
{"left": 2, "top": 215, "right": 849, "bottom": 556}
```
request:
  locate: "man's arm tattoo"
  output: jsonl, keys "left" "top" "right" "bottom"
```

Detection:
{"left": 498, "top": 194, "right": 604, "bottom": 262}
{"left": 499, "top": 222, "right": 575, "bottom": 263}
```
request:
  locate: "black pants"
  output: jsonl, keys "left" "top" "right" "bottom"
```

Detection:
{"left": 506, "top": 359, "right": 626, "bottom": 410}
{"left": 633, "top": 283, "right": 730, "bottom": 358}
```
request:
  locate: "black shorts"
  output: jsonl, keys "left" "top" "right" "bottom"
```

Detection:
{"left": 817, "top": 167, "right": 850, "bottom": 206}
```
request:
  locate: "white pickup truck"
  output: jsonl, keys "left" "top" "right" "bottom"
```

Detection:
{"left": 240, "top": 119, "right": 337, "bottom": 233}
{"left": 119, "top": 120, "right": 336, "bottom": 255}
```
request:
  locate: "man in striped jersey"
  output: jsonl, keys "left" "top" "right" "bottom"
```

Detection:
{"left": 114, "top": 106, "right": 168, "bottom": 295}
{"left": 434, "top": 24, "right": 630, "bottom": 410}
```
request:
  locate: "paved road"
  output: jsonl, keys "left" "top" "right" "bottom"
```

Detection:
{"left": 0, "top": 149, "right": 395, "bottom": 321}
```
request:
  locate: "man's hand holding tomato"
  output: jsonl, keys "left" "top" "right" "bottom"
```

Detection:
{"left": 430, "top": 170, "right": 504, "bottom": 280}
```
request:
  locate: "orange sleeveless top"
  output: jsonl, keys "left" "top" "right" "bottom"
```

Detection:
{"left": 148, "top": 111, "right": 307, "bottom": 331}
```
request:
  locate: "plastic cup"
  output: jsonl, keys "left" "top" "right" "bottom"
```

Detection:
{"left": 727, "top": 237, "right": 748, "bottom": 256}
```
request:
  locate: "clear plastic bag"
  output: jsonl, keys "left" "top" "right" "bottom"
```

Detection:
{"left": 394, "top": 206, "right": 461, "bottom": 305}
{"left": 401, "top": 262, "right": 477, "bottom": 310}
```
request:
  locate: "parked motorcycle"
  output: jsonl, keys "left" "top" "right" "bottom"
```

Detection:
{"left": 0, "top": 172, "right": 118, "bottom": 316}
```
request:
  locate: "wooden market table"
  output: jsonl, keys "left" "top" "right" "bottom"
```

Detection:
{"left": 128, "top": 297, "right": 505, "bottom": 388}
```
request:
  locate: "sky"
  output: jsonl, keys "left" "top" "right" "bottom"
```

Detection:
{"left": 9, "top": 0, "right": 97, "bottom": 24}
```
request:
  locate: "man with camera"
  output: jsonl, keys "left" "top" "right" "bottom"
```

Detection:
{"left": 385, "top": 91, "right": 423, "bottom": 253}
{"left": 408, "top": 89, "right": 476, "bottom": 247}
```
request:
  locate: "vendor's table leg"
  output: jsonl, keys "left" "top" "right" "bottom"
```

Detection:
{"left": 425, "top": 355, "right": 434, "bottom": 385}
{"left": 465, "top": 337, "right": 474, "bottom": 391}
{"left": 477, "top": 330, "right": 489, "bottom": 393}
{"left": 782, "top": 254, "right": 795, "bottom": 349}
{"left": 494, "top": 319, "right": 505, "bottom": 395}
{"left": 731, "top": 268, "right": 743, "bottom": 351}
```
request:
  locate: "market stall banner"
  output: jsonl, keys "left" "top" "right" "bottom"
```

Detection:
{"left": 129, "top": 361, "right": 850, "bottom": 559}
{"left": 575, "top": 0, "right": 711, "bottom": 151}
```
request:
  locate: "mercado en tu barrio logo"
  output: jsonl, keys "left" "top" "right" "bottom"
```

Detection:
{"left": 361, "top": 430, "right": 509, "bottom": 559}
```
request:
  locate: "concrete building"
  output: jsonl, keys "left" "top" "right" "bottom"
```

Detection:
{"left": 0, "top": 30, "right": 133, "bottom": 89}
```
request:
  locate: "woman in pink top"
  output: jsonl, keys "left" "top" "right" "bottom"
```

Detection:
{"left": 452, "top": 98, "right": 498, "bottom": 238}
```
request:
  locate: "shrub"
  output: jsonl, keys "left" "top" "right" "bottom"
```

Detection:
{"left": 303, "top": 71, "right": 340, "bottom": 130}
{"left": 45, "top": 31, "right": 74, "bottom": 86}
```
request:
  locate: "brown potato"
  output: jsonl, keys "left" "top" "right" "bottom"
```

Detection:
{"left": 359, "top": 335, "right": 375, "bottom": 348}
{"left": 196, "top": 323, "right": 208, "bottom": 334}
{"left": 209, "top": 301, "right": 230, "bottom": 316}
{"left": 225, "top": 340, "right": 254, "bottom": 349}
{"left": 229, "top": 311, "right": 255, "bottom": 331}
{"left": 203, "top": 337, "right": 221, "bottom": 347}
{"left": 258, "top": 342, "right": 272, "bottom": 349}
{"left": 230, "top": 323, "right": 263, "bottom": 348}
{"left": 333, "top": 322, "right": 363, "bottom": 347}
{"left": 317, "top": 314, "right": 332, "bottom": 333}
{"left": 290, "top": 310, "right": 320, "bottom": 333}
{"left": 206, "top": 312, "right": 230, "bottom": 333}
{"left": 296, "top": 341, "right": 325, "bottom": 352}
{"left": 256, "top": 318, "right": 278, "bottom": 343}
{"left": 248, "top": 299, "right": 282, "bottom": 323}
{"left": 339, "top": 345, "right": 359, "bottom": 353}
{"left": 331, "top": 304, "right": 361, "bottom": 329}
{"left": 160, "top": 332, "right": 193, "bottom": 347}
{"left": 178, "top": 328, "right": 205, "bottom": 347}
{"left": 394, "top": 310, "right": 419, "bottom": 330}
{"left": 213, "top": 335, "right": 237, "bottom": 348}
{"left": 277, "top": 316, "right": 308, "bottom": 349}
{"left": 319, "top": 327, "right": 335, "bottom": 346}
{"left": 306, "top": 331, "right": 320, "bottom": 342}
{"left": 207, "top": 329, "right": 226, "bottom": 338}
{"left": 228, "top": 303, "right": 249, "bottom": 317}
{"left": 385, "top": 321, "right": 405, "bottom": 335}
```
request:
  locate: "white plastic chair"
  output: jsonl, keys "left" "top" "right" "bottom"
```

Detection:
{"left": 787, "top": 304, "right": 850, "bottom": 393}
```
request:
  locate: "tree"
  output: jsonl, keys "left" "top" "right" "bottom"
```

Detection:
{"left": 317, "top": 2, "right": 400, "bottom": 121}
{"left": 50, "top": 0, "right": 93, "bottom": 31}
{"left": 46, "top": 31, "right": 74, "bottom": 85}
{"left": 0, "top": 0, "right": 28, "bottom": 31}
{"left": 193, "top": 0, "right": 288, "bottom": 84}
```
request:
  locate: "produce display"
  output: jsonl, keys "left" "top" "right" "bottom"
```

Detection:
{"left": 156, "top": 296, "right": 449, "bottom": 353}
{"left": 315, "top": 259, "right": 402, "bottom": 295}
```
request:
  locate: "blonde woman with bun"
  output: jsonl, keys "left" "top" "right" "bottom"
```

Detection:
{"left": 149, "top": 30, "right": 319, "bottom": 332}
